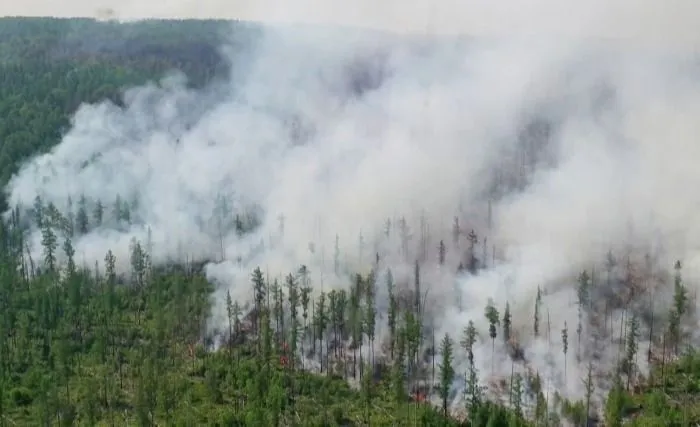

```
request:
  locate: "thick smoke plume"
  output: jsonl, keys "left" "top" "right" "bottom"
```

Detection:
{"left": 7, "top": 0, "right": 700, "bottom": 418}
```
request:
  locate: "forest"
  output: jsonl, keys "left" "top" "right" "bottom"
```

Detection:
{"left": 1, "top": 16, "right": 699, "bottom": 427}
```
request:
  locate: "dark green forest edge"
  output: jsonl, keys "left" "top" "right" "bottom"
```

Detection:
{"left": 0, "top": 17, "right": 698, "bottom": 426}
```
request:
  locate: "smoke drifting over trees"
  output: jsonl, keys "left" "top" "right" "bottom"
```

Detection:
{"left": 6, "top": 2, "right": 700, "bottom": 421}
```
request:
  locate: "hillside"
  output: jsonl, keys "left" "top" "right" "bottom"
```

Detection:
{"left": 1, "top": 16, "right": 700, "bottom": 427}
{"left": 0, "top": 17, "right": 521, "bottom": 426}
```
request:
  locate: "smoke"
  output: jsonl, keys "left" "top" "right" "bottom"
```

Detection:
{"left": 7, "top": 0, "right": 700, "bottom": 417}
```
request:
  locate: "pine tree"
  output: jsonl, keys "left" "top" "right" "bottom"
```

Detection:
{"left": 577, "top": 270, "right": 590, "bottom": 359}
{"left": 286, "top": 273, "right": 299, "bottom": 372}
{"left": 669, "top": 260, "right": 687, "bottom": 355}
{"left": 534, "top": 286, "right": 542, "bottom": 338}
{"left": 314, "top": 292, "right": 328, "bottom": 373}
{"left": 75, "top": 195, "right": 89, "bottom": 235}
{"left": 461, "top": 320, "right": 478, "bottom": 366}
{"left": 438, "top": 334, "right": 455, "bottom": 417}
{"left": 562, "top": 322, "right": 569, "bottom": 383}
{"left": 386, "top": 269, "right": 397, "bottom": 360}
{"left": 33, "top": 195, "right": 44, "bottom": 228}
{"left": 225, "top": 291, "right": 234, "bottom": 356}
{"left": 438, "top": 240, "right": 446, "bottom": 265}
{"left": 300, "top": 266, "right": 311, "bottom": 361}
{"left": 251, "top": 267, "right": 267, "bottom": 344}
{"left": 452, "top": 216, "right": 461, "bottom": 248}
{"left": 464, "top": 362, "right": 482, "bottom": 423}
{"left": 485, "top": 300, "right": 500, "bottom": 370}
{"left": 512, "top": 373, "right": 523, "bottom": 419}
{"left": 583, "top": 361, "right": 594, "bottom": 426}
{"left": 503, "top": 302, "right": 512, "bottom": 346}
{"left": 467, "top": 229, "right": 479, "bottom": 274}
{"left": 623, "top": 313, "right": 639, "bottom": 390}
{"left": 40, "top": 217, "right": 57, "bottom": 274}
{"left": 364, "top": 271, "right": 377, "bottom": 365}
{"left": 392, "top": 328, "right": 407, "bottom": 404}
{"left": 271, "top": 279, "right": 284, "bottom": 348}
{"left": 63, "top": 238, "right": 76, "bottom": 278}
{"left": 93, "top": 199, "right": 104, "bottom": 227}
{"left": 349, "top": 275, "right": 362, "bottom": 378}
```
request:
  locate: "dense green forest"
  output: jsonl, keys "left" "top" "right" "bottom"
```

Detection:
{"left": 0, "top": 16, "right": 699, "bottom": 427}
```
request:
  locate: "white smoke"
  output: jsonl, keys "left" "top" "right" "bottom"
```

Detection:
{"left": 6, "top": 0, "right": 700, "bottom": 417}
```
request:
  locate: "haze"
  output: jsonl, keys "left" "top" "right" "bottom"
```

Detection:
{"left": 3, "top": 0, "right": 700, "bottom": 50}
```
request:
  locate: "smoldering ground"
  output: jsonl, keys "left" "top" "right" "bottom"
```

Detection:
{"left": 6, "top": 1, "right": 700, "bottom": 416}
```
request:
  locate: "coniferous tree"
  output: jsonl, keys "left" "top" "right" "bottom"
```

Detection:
{"left": 270, "top": 279, "right": 283, "bottom": 347}
{"left": 583, "top": 361, "right": 594, "bottom": 426}
{"left": 364, "top": 271, "right": 377, "bottom": 366}
{"left": 63, "top": 238, "right": 76, "bottom": 278}
{"left": 414, "top": 260, "right": 421, "bottom": 315}
{"left": 286, "top": 273, "right": 299, "bottom": 372}
{"left": 349, "top": 275, "right": 362, "bottom": 378}
{"left": 669, "top": 260, "right": 688, "bottom": 355}
{"left": 503, "top": 302, "right": 512, "bottom": 347}
{"left": 41, "top": 216, "right": 57, "bottom": 274}
{"left": 251, "top": 267, "right": 267, "bottom": 345}
{"left": 438, "top": 334, "right": 455, "bottom": 417}
{"left": 300, "top": 266, "right": 311, "bottom": 357}
{"left": 465, "top": 362, "right": 482, "bottom": 424}
{"left": 623, "top": 313, "right": 639, "bottom": 390}
{"left": 314, "top": 291, "right": 328, "bottom": 373}
{"left": 333, "top": 234, "right": 340, "bottom": 276}
{"left": 438, "top": 240, "right": 446, "bottom": 266}
{"left": 392, "top": 328, "right": 407, "bottom": 404}
{"left": 512, "top": 373, "right": 523, "bottom": 419}
{"left": 577, "top": 270, "right": 590, "bottom": 359}
{"left": 386, "top": 269, "right": 397, "bottom": 360}
{"left": 467, "top": 230, "right": 478, "bottom": 274}
{"left": 452, "top": 217, "right": 460, "bottom": 248}
{"left": 225, "top": 291, "right": 234, "bottom": 356}
{"left": 33, "top": 195, "right": 44, "bottom": 228}
{"left": 461, "top": 320, "right": 477, "bottom": 366}
{"left": 485, "top": 300, "right": 500, "bottom": 370}
{"left": 534, "top": 286, "right": 542, "bottom": 338}
{"left": 93, "top": 199, "right": 104, "bottom": 227}
{"left": 562, "top": 322, "right": 569, "bottom": 383}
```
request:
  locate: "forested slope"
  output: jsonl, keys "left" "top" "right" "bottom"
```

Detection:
{"left": 0, "top": 17, "right": 244, "bottom": 194}
{"left": 0, "top": 17, "right": 699, "bottom": 427}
